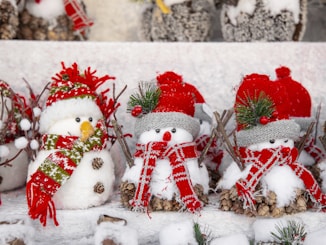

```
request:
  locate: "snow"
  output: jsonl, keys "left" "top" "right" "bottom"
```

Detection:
{"left": 210, "top": 233, "right": 249, "bottom": 245}
{"left": 262, "top": 0, "right": 301, "bottom": 23}
{"left": 1, "top": 41, "right": 326, "bottom": 244}
{"left": 25, "top": 0, "right": 65, "bottom": 20}
{"left": 225, "top": 0, "right": 256, "bottom": 25}
{"left": 164, "top": 0, "right": 188, "bottom": 6}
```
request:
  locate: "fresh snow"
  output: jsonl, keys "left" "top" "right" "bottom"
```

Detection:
{"left": 1, "top": 41, "right": 326, "bottom": 244}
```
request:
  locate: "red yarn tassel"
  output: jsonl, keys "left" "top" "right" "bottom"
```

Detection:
{"left": 26, "top": 181, "right": 59, "bottom": 226}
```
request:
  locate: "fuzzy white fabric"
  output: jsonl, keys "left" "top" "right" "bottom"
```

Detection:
{"left": 25, "top": 0, "right": 65, "bottom": 20}
{"left": 39, "top": 98, "right": 103, "bottom": 133}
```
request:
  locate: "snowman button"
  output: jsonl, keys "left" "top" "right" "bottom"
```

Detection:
{"left": 92, "top": 157, "right": 104, "bottom": 170}
{"left": 94, "top": 182, "right": 105, "bottom": 194}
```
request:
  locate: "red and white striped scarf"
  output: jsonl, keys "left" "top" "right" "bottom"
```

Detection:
{"left": 130, "top": 141, "right": 202, "bottom": 213}
{"left": 303, "top": 137, "right": 326, "bottom": 164}
{"left": 236, "top": 146, "right": 326, "bottom": 209}
{"left": 64, "top": 0, "right": 94, "bottom": 31}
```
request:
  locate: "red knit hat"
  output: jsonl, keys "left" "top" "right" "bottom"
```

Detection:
{"left": 275, "top": 66, "right": 313, "bottom": 131}
{"left": 234, "top": 72, "right": 300, "bottom": 146}
{"left": 40, "top": 62, "right": 115, "bottom": 133}
{"left": 130, "top": 71, "right": 200, "bottom": 138}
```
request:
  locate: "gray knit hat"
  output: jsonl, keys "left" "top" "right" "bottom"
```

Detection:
{"left": 129, "top": 71, "right": 200, "bottom": 139}
{"left": 236, "top": 119, "right": 300, "bottom": 147}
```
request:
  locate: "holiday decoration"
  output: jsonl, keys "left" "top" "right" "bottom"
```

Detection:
{"left": 220, "top": 0, "right": 307, "bottom": 41}
{"left": 0, "top": 79, "right": 33, "bottom": 205}
{"left": 139, "top": 0, "right": 214, "bottom": 41}
{"left": 218, "top": 71, "right": 326, "bottom": 217}
{"left": 26, "top": 62, "right": 118, "bottom": 226}
{"left": 18, "top": 0, "right": 93, "bottom": 40}
{"left": 0, "top": 0, "right": 20, "bottom": 39}
{"left": 120, "top": 71, "right": 209, "bottom": 213}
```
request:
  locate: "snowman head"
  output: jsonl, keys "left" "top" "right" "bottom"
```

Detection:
{"left": 128, "top": 72, "right": 201, "bottom": 141}
{"left": 234, "top": 72, "right": 300, "bottom": 148}
{"left": 39, "top": 62, "right": 114, "bottom": 134}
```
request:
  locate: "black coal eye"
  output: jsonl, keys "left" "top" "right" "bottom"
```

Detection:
{"left": 89, "top": 117, "right": 93, "bottom": 122}
{"left": 269, "top": 139, "right": 275, "bottom": 144}
{"left": 171, "top": 128, "right": 176, "bottom": 133}
{"left": 155, "top": 129, "right": 160, "bottom": 133}
{"left": 75, "top": 117, "right": 81, "bottom": 123}
{"left": 284, "top": 139, "right": 288, "bottom": 143}
{"left": 199, "top": 119, "right": 203, "bottom": 125}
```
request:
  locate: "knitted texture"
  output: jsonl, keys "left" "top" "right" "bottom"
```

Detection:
{"left": 304, "top": 137, "right": 326, "bottom": 164}
{"left": 26, "top": 119, "right": 108, "bottom": 226}
{"left": 130, "top": 141, "right": 202, "bottom": 213}
{"left": 236, "top": 146, "right": 326, "bottom": 209}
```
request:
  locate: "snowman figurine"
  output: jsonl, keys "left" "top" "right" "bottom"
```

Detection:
{"left": 0, "top": 80, "right": 29, "bottom": 203}
{"left": 120, "top": 71, "right": 209, "bottom": 213}
{"left": 26, "top": 63, "right": 117, "bottom": 226}
{"left": 218, "top": 72, "right": 326, "bottom": 217}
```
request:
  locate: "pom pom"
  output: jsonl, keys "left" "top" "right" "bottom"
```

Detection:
{"left": 275, "top": 66, "right": 291, "bottom": 79}
{"left": 30, "top": 139, "right": 40, "bottom": 150}
{"left": 33, "top": 107, "right": 42, "bottom": 117}
{"left": 15, "top": 137, "right": 29, "bottom": 149}
{"left": 0, "top": 145, "right": 10, "bottom": 157}
{"left": 20, "top": 118, "right": 31, "bottom": 131}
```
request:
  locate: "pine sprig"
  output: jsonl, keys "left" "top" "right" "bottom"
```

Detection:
{"left": 127, "top": 82, "right": 161, "bottom": 115}
{"left": 193, "top": 222, "right": 214, "bottom": 245}
{"left": 271, "top": 220, "right": 307, "bottom": 245}
{"left": 235, "top": 91, "right": 275, "bottom": 129}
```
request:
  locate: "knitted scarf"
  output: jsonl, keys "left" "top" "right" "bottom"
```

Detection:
{"left": 236, "top": 146, "right": 326, "bottom": 209}
{"left": 195, "top": 135, "right": 224, "bottom": 170}
{"left": 303, "top": 137, "right": 326, "bottom": 164}
{"left": 64, "top": 0, "right": 94, "bottom": 31}
{"left": 130, "top": 141, "right": 202, "bottom": 213}
{"left": 26, "top": 119, "right": 108, "bottom": 226}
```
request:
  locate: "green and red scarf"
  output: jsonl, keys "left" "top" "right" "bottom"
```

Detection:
{"left": 26, "top": 119, "right": 108, "bottom": 226}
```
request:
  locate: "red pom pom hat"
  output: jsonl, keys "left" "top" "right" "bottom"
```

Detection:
{"left": 134, "top": 71, "right": 200, "bottom": 138}
{"left": 275, "top": 66, "right": 314, "bottom": 131}
{"left": 234, "top": 72, "right": 300, "bottom": 147}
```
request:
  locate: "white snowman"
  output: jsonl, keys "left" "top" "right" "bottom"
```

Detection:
{"left": 0, "top": 80, "right": 29, "bottom": 200}
{"left": 26, "top": 63, "right": 116, "bottom": 226}
{"left": 218, "top": 72, "right": 326, "bottom": 216}
{"left": 121, "top": 71, "right": 209, "bottom": 213}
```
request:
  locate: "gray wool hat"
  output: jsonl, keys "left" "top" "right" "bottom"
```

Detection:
{"left": 236, "top": 119, "right": 301, "bottom": 147}
{"left": 291, "top": 116, "right": 315, "bottom": 132}
{"left": 134, "top": 111, "right": 200, "bottom": 139}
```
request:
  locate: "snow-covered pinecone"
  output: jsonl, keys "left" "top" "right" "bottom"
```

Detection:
{"left": 140, "top": 0, "right": 213, "bottom": 42}
{"left": 221, "top": 0, "right": 307, "bottom": 41}
{"left": 0, "top": 0, "right": 19, "bottom": 39}
{"left": 219, "top": 185, "right": 308, "bottom": 217}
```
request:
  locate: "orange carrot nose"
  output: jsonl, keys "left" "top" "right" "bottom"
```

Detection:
{"left": 163, "top": 131, "right": 171, "bottom": 142}
{"left": 80, "top": 121, "right": 95, "bottom": 142}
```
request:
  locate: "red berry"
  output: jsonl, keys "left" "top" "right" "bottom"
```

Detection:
{"left": 271, "top": 110, "right": 279, "bottom": 119}
{"left": 131, "top": 105, "right": 142, "bottom": 117}
{"left": 259, "top": 116, "right": 269, "bottom": 125}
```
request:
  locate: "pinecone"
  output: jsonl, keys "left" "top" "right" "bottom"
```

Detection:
{"left": 0, "top": 0, "right": 19, "bottom": 39}
{"left": 140, "top": 0, "right": 213, "bottom": 41}
{"left": 219, "top": 185, "right": 308, "bottom": 217}
{"left": 120, "top": 181, "right": 208, "bottom": 212}
{"left": 220, "top": 0, "right": 307, "bottom": 41}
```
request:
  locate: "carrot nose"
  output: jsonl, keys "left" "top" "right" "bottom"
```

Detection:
{"left": 163, "top": 131, "right": 171, "bottom": 142}
{"left": 80, "top": 121, "right": 95, "bottom": 142}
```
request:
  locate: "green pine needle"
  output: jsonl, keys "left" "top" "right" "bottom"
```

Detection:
{"left": 235, "top": 91, "right": 275, "bottom": 129}
{"left": 127, "top": 81, "right": 161, "bottom": 115}
{"left": 271, "top": 220, "right": 307, "bottom": 245}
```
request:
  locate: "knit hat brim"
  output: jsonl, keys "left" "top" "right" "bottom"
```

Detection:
{"left": 40, "top": 98, "right": 103, "bottom": 133}
{"left": 235, "top": 119, "right": 300, "bottom": 147}
{"left": 291, "top": 116, "right": 315, "bottom": 132}
{"left": 134, "top": 112, "right": 200, "bottom": 139}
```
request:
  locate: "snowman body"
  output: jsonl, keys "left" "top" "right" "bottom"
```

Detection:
{"left": 28, "top": 114, "right": 115, "bottom": 209}
{"left": 122, "top": 126, "right": 209, "bottom": 208}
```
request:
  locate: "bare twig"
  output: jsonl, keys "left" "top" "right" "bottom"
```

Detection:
{"left": 198, "top": 128, "right": 217, "bottom": 166}
{"left": 319, "top": 121, "right": 326, "bottom": 151}
{"left": 111, "top": 119, "right": 134, "bottom": 167}
{"left": 296, "top": 122, "right": 315, "bottom": 156}
{"left": 214, "top": 111, "right": 243, "bottom": 170}
{"left": 314, "top": 102, "right": 322, "bottom": 143}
